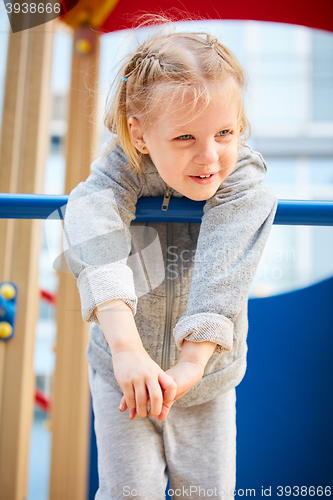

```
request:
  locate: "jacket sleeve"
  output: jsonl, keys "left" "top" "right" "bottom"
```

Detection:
{"left": 63, "top": 146, "right": 143, "bottom": 323}
{"left": 173, "top": 145, "right": 278, "bottom": 354}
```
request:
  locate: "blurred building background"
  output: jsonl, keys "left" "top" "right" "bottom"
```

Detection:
{"left": 0, "top": 6, "right": 332, "bottom": 498}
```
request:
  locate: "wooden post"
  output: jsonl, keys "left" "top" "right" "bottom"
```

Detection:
{"left": 0, "top": 24, "right": 54, "bottom": 500}
{"left": 49, "top": 26, "right": 100, "bottom": 500}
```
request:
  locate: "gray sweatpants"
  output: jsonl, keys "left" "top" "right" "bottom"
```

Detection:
{"left": 89, "top": 366, "right": 236, "bottom": 500}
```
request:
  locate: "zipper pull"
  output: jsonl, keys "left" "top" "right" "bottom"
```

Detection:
{"left": 162, "top": 188, "right": 172, "bottom": 211}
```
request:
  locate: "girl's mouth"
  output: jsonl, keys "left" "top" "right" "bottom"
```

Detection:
{"left": 189, "top": 173, "right": 217, "bottom": 184}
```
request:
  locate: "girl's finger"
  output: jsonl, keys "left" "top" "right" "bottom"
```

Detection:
{"left": 158, "top": 372, "right": 177, "bottom": 403}
{"left": 119, "top": 395, "right": 127, "bottom": 412}
{"left": 129, "top": 407, "right": 137, "bottom": 420}
{"left": 156, "top": 401, "right": 174, "bottom": 422}
{"left": 134, "top": 383, "right": 149, "bottom": 418}
{"left": 119, "top": 395, "right": 137, "bottom": 419}
{"left": 122, "top": 383, "right": 136, "bottom": 409}
{"left": 146, "top": 380, "right": 163, "bottom": 417}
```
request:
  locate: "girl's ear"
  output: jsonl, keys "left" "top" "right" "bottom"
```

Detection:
{"left": 127, "top": 116, "right": 149, "bottom": 154}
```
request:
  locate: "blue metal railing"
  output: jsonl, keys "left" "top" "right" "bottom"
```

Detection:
{"left": 0, "top": 193, "right": 333, "bottom": 225}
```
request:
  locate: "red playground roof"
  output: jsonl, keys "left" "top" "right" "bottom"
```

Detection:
{"left": 100, "top": 0, "right": 333, "bottom": 34}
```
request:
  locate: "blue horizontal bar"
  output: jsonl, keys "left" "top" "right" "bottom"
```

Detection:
{"left": 0, "top": 193, "right": 333, "bottom": 226}
{"left": 0, "top": 194, "right": 69, "bottom": 220}
{"left": 273, "top": 200, "right": 333, "bottom": 226}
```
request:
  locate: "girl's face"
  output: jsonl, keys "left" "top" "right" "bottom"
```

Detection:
{"left": 128, "top": 82, "right": 240, "bottom": 201}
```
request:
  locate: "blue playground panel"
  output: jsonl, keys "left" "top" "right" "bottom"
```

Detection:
{"left": 236, "top": 276, "right": 333, "bottom": 497}
{"left": 88, "top": 276, "right": 333, "bottom": 499}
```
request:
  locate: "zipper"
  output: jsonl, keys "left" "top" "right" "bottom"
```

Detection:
{"left": 161, "top": 221, "right": 174, "bottom": 371}
{"left": 162, "top": 187, "right": 172, "bottom": 211}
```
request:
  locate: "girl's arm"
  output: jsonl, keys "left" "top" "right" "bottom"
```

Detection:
{"left": 95, "top": 299, "right": 176, "bottom": 418}
{"left": 173, "top": 145, "right": 278, "bottom": 355}
{"left": 149, "top": 146, "right": 277, "bottom": 417}
{"left": 63, "top": 146, "right": 142, "bottom": 323}
{"left": 64, "top": 148, "right": 177, "bottom": 418}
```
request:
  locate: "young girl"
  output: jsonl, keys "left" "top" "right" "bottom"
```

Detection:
{"left": 64, "top": 22, "right": 277, "bottom": 500}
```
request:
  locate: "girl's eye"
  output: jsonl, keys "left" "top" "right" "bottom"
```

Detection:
{"left": 216, "top": 129, "right": 231, "bottom": 137}
{"left": 176, "top": 134, "right": 193, "bottom": 140}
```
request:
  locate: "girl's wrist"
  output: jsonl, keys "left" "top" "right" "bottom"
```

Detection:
{"left": 95, "top": 299, "right": 144, "bottom": 355}
{"left": 179, "top": 340, "right": 217, "bottom": 370}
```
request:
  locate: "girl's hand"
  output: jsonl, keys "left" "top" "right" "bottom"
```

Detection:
{"left": 118, "top": 341, "right": 216, "bottom": 421}
{"left": 112, "top": 345, "right": 177, "bottom": 419}
{"left": 165, "top": 359, "right": 205, "bottom": 400}
{"left": 119, "top": 359, "right": 204, "bottom": 421}
{"left": 157, "top": 360, "right": 205, "bottom": 420}
{"left": 155, "top": 340, "right": 216, "bottom": 420}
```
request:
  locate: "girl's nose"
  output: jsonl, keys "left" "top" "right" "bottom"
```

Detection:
{"left": 193, "top": 146, "right": 219, "bottom": 166}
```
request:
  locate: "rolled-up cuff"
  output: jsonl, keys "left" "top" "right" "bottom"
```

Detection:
{"left": 173, "top": 313, "right": 234, "bottom": 355}
{"left": 77, "top": 263, "right": 137, "bottom": 323}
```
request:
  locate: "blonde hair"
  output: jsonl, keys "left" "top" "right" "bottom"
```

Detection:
{"left": 104, "top": 22, "right": 250, "bottom": 171}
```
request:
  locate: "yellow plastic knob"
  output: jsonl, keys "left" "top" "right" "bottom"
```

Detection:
{"left": 44, "top": 419, "right": 52, "bottom": 432}
{"left": 0, "top": 322, "right": 13, "bottom": 339}
{"left": 75, "top": 38, "right": 91, "bottom": 54}
{"left": 0, "top": 283, "right": 16, "bottom": 300}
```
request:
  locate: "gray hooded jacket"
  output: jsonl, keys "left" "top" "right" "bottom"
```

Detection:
{"left": 63, "top": 144, "right": 277, "bottom": 407}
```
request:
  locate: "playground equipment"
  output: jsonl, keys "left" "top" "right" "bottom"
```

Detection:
{"left": 1, "top": 194, "right": 333, "bottom": 225}
{"left": 0, "top": 282, "right": 17, "bottom": 341}
{"left": 0, "top": 1, "right": 333, "bottom": 499}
